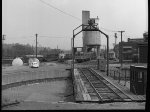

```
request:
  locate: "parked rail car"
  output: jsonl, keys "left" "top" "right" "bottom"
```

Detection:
{"left": 46, "top": 54, "right": 58, "bottom": 61}
{"left": 64, "top": 53, "right": 72, "bottom": 60}
{"left": 75, "top": 52, "right": 96, "bottom": 63}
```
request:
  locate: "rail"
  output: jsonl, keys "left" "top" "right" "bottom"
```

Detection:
{"left": 79, "top": 69, "right": 103, "bottom": 101}
{"left": 88, "top": 68, "right": 124, "bottom": 101}
{"left": 78, "top": 68, "right": 132, "bottom": 102}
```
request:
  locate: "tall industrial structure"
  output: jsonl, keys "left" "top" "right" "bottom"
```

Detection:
{"left": 82, "top": 11, "right": 101, "bottom": 56}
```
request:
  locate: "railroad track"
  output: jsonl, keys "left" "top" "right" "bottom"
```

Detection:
{"left": 78, "top": 68, "right": 132, "bottom": 102}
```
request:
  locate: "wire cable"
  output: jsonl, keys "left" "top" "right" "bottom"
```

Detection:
{"left": 39, "top": 0, "right": 123, "bottom": 34}
{"left": 100, "top": 27, "right": 119, "bottom": 32}
{"left": 39, "top": 0, "right": 81, "bottom": 21}
{"left": 39, "top": 36, "right": 71, "bottom": 38}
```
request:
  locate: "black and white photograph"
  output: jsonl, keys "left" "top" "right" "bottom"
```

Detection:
{"left": 2, "top": 0, "right": 148, "bottom": 110}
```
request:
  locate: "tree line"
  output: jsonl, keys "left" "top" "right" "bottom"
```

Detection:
{"left": 2, "top": 43, "right": 61, "bottom": 59}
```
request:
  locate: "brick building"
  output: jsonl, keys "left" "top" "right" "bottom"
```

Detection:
{"left": 119, "top": 41, "right": 139, "bottom": 63}
{"left": 114, "top": 32, "right": 148, "bottom": 63}
{"left": 138, "top": 42, "right": 148, "bottom": 63}
{"left": 138, "top": 32, "right": 148, "bottom": 63}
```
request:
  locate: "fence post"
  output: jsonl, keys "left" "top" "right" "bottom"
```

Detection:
{"left": 118, "top": 69, "right": 121, "bottom": 83}
{"left": 114, "top": 70, "right": 115, "bottom": 80}
{"left": 124, "top": 69, "right": 127, "bottom": 86}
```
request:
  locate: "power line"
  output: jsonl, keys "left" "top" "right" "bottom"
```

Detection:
{"left": 39, "top": 36, "right": 70, "bottom": 38}
{"left": 4, "top": 35, "right": 71, "bottom": 39}
{"left": 39, "top": 0, "right": 123, "bottom": 34}
{"left": 100, "top": 27, "right": 118, "bottom": 32}
{"left": 39, "top": 0, "right": 81, "bottom": 21}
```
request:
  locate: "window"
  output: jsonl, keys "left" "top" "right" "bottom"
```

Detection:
{"left": 123, "top": 46, "right": 132, "bottom": 49}
{"left": 138, "top": 72, "right": 143, "bottom": 82}
{"left": 131, "top": 71, "right": 133, "bottom": 80}
{"left": 134, "top": 71, "right": 138, "bottom": 81}
{"left": 132, "top": 71, "right": 135, "bottom": 81}
{"left": 123, "top": 54, "right": 132, "bottom": 61}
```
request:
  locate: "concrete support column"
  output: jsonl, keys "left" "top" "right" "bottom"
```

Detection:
{"left": 97, "top": 45, "right": 100, "bottom": 70}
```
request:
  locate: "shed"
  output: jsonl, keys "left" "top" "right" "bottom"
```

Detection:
{"left": 130, "top": 65, "right": 147, "bottom": 95}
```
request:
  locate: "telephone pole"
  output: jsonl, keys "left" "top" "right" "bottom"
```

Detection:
{"left": 2, "top": 35, "right": 6, "bottom": 44}
{"left": 114, "top": 33, "right": 117, "bottom": 46}
{"left": 35, "top": 34, "right": 38, "bottom": 58}
{"left": 2, "top": 35, "right": 6, "bottom": 58}
{"left": 118, "top": 31, "right": 125, "bottom": 68}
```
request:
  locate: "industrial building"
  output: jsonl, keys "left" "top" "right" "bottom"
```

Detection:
{"left": 114, "top": 32, "right": 148, "bottom": 63}
{"left": 108, "top": 51, "right": 116, "bottom": 60}
{"left": 82, "top": 11, "right": 101, "bottom": 52}
{"left": 74, "top": 11, "right": 101, "bottom": 63}
{"left": 138, "top": 42, "right": 148, "bottom": 63}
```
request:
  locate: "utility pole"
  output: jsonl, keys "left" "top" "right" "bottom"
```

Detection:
{"left": 2, "top": 35, "right": 6, "bottom": 40}
{"left": 118, "top": 31, "right": 125, "bottom": 68}
{"left": 35, "top": 34, "right": 38, "bottom": 58}
{"left": 106, "top": 35, "right": 109, "bottom": 76}
{"left": 105, "top": 45, "right": 106, "bottom": 59}
{"left": 2, "top": 34, "right": 6, "bottom": 45}
{"left": 71, "top": 38, "right": 73, "bottom": 69}
{"left": 114, "top": 33, "right": 117, "bottom": 46}
{"left": 2, "top": 35, "right": 6, "bottom": 59}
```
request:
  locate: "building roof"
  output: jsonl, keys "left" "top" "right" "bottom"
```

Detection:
{"left": 131, "top": 63, "right": 147, "bottom": 68}
{"left": 143, "top": 32, "right": 148, "bottom": 36}
{"left": 138, "top": 42, "right": 148, "bottom": 46}
{"left": 128, "top": 38, "right": 144, "bottom": 43}
{"left": 25, "top": 55, "right": 44, "bottom": 57}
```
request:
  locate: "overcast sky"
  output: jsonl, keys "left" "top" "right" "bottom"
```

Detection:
{"left": 2, "top": 0, "right": 148, "bottom": 50}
